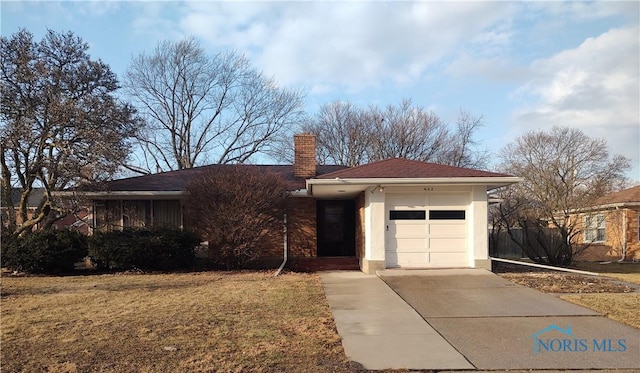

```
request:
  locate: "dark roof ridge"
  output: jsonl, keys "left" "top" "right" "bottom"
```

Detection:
{"left": 315, "top": 158, "right": 513, "bottom": 179}
{"left": 86, "top": 163, "right": 347, "bottom": 192}
{"left": 104, "top": 163, "right": 330, "bottom": 184}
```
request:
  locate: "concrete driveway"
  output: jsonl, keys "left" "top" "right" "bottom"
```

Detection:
{"left": 320, "top": 269, "right": 640, "bottom": 371}
{"left": 320, "top": 271, "right": 473, "bottom": 370}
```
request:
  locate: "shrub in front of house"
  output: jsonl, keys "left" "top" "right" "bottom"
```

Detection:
{"left": 1, "top": 229, "right": 88, "bottom": 274}
{"left": 183, "top": 165, "right": 287, "bottom": 270}
{"left": 88, "top": 228, "right": 200, "bottom": 271}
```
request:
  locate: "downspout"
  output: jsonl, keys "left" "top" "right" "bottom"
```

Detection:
{"left": 274, "top": 213, "right": 288, "bottom": 277}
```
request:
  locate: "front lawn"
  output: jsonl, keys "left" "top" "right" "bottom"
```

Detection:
{"left": 559, "top": 293, "right": 640, "bottom": 329}
{"left": 571, "top": 261, "right": 640, "bottom": 285}
{"left": 562, "top": 261, "right": 640, "bottom": 329}
{"left": 1, "top": 271, "right": 359, "bottom": 372}
{"left": 494, "top": 261, "right": 640, "bottom": 330}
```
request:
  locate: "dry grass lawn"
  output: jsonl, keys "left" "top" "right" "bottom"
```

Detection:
{"left": 1, "top": 271, "right": 361, "bottom": 373}
{"left": 560, "top": 293, "right": 640, "bottom": 329}
{"left": 571, "top": 261, "right": 640, "bottom": 285}
{"left": 561, "top": 262, "right": 640, "bottom": 330}
{"left": 496, "top": 261, "right": 640, "bottom": 330}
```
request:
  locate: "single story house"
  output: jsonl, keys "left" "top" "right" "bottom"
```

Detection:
{"left": 570, "top": 185, "right": 640, "bottom": 262}
{"left": 77, "top": 134, "right": 520, "bottom": 274}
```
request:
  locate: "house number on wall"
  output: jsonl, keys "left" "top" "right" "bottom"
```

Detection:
{"left": 424, "top": 187, "right": 434, "bottom": 192}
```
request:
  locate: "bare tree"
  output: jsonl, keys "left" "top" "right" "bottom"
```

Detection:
{"left": 297, "top": 101, "right": 371, "bottom": 167}
{"left": 124, "top": 38, "right": 305, "bottom": 171}
{"left": 441, "top": 109, "right": 490, "bottom": 169}
{"left": 1, "top": 29, "right": 140, "bottom": 237}
{"left": 369, "top": 99, "right": 450, "bottom": 162}
{"left": 293, "top": 99, "right": 487, "bottom": 168}
{"left": 496, "top": 126, "right": 630, "bottom": 265}
{"left": 183, "top": 166, "right": 287, "bottom": 269}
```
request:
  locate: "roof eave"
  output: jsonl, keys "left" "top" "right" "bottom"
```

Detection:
{"left": 563, "top": 202, "right": 640, "bottom": 214}
{"left": 306, "top": 176, "right": 522, "bottom": 194}
{"left": 54, "top": 191, "right": 186, "bottom": 199}
{"left": 308, "top": 176, "right": 522, "bottom": 186}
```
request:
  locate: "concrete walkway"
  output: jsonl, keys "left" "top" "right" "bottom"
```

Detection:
{"left": 319, "top": 271, "right": 473, "bottom": 370}
{"left": 320, "top": 269, "right": 640, "bottom": 371}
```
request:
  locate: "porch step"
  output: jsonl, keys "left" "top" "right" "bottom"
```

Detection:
{"left": 288, "top": 257, "right": 360, "bottom": 272}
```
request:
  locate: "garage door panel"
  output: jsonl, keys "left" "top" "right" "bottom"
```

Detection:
{"left": 429, "top": 223, "right": 466, "bottom": 236}
{"left": 392, "top": 224, "right": 427, "bottom": 237}
{"left": 429, "top": 252, "right": 468, "bottom": 267}
{"left": 392, "top": 221, "right": 428, "bottom": 229}
{"left": 388, "top": 239, "right": 427, "bottom": 252}
{"left": 386, "top": 252, "right": 429, "bottom": 267}
{"left": 429, "top": 238, "right": 466, "bottom": 251}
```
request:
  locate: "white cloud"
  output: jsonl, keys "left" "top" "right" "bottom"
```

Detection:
{"left": 130, "top": 3, "right": 184, "bottom": 42}
{"left": 512, "top": 26, "right": 640, "bottom": 178}
{"left": 177, "top": 2, "right": 514, "bottom": 93}
{"left": 75, "top": 1, "right": 121, "bottom": 17}
{"left": 528, "top": 1, "right": 639, "bottom": 22}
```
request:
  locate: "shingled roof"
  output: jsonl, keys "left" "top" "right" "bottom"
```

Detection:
{"left": 314, "top": 158, "right": 512, "bottom": 179}
{"left": 593, "top": 185, "right": 640, "bottom": 206}
{"left": 96, "top": 164, "right": 347, "bottom": 192}
{"left": 82, "top": 158, "right": 517, "bottom": 196}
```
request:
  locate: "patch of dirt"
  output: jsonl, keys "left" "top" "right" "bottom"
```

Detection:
{"left": 499, "top": 272, "right": 634, "bottom": 293}
{"left": 493, "top": 262, "right": 635, "bottom": 293}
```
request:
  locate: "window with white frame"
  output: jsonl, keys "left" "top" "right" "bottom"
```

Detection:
{"left": 583, "top": 213, "right": 606, "bottom": 243}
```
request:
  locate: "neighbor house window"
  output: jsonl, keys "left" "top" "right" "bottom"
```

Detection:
{"left": 583, "top": 213, "right": 606, "bottom": 243}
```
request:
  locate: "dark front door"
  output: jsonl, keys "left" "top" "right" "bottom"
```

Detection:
{"left": 317, "top": 200, "right": 356, "bottom": 257}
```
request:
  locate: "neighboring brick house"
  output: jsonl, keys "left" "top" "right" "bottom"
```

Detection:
{"left": 571, "top": 185, "right": 640, "bottom": 262}
{"left": 1, "top": 188, "right": 90, "bottom": 234}
{"left": 75, "top": 134, "right": 520, "bottom": 274}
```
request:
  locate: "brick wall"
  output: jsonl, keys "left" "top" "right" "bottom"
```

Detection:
{"left": 625, "top": 207, "right": 640, "bottom": 261}
{"left": 294, "top": 134, "right": 316, "bottom": 178}
{"left": 286, "top": 197, "right": 317, "bottom": 257}
{"left": 574, "top": 245, "right": 618, "bottom": 261}
{"left": 258, "top": 197, "right": 317, "bottom": 258}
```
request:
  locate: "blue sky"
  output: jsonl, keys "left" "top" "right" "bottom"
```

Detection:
{"left": 2, "top": 1, "right": 639, "bottom": 179}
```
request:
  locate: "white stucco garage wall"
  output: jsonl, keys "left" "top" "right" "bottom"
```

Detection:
{"left": 362, "top": 186, "right": 386, "bottom": 273}
{"left": 470, "top": 185, "right": 490, "bottom": 269}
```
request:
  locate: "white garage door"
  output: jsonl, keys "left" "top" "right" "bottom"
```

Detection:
{"left": 385, "top": 193, "right": 468, "bottom": 268}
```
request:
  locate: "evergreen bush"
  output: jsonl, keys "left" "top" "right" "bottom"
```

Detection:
{"left": 88, "top": 228, "right": 200, "bottom": 271}
{"left": 2, "top": 230, "right": 88, "bottom": 273}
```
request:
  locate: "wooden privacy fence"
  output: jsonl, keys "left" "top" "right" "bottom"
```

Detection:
{"left": 489, "top": 229, "right": 524, "bottom": 259}
{"left": 489, "top": 228, "right": 565, "bottom": 259}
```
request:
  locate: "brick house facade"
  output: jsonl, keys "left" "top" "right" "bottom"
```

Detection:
{"left": 571, "top": 186, "right": 640, "bottom": 262}
{"left": 72, "top": 134, "right": 520, "bottom": 273}
{"left": 2, "top": 188, "right": 90, "bottom": 235}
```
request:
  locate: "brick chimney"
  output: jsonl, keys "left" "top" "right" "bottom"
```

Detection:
{"left": 294, "top": 134, "right": 316, "bottom": 178}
